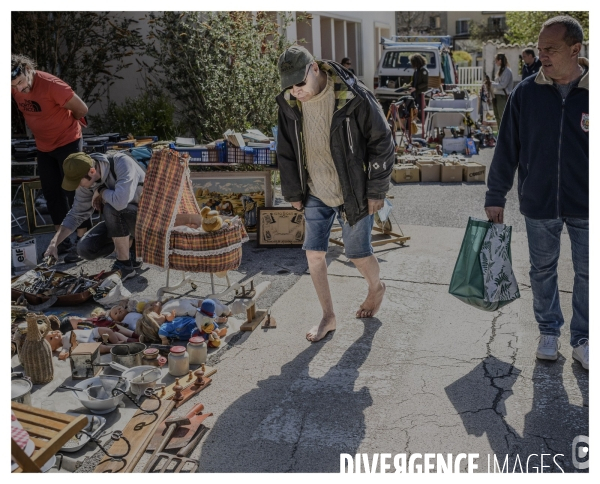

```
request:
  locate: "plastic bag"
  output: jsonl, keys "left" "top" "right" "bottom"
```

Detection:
{"left": 93, "top": 274, "right": 132, "bottom": 307}
{"left": 480, "top": 222, "right": 520, "bottom": 303}
{"left": 448, "top": 217, "right": 519, "bottom": 311}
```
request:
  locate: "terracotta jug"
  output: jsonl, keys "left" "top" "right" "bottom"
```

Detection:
{"left": 20, "top": 313, "right": 54, "bottom": 384}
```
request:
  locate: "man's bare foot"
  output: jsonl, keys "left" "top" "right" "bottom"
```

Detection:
{"left": 306, "top": 315, "right": 337, "bottom": 342}
{"left": 356, "top": 282, "right": 386, "bottom": 318}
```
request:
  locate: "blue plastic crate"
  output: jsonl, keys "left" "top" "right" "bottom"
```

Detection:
{"left": 243, "top": 146, "right": 277, "bottom": 166}
{"left": 170, "top": 142, "right": 227, "bottom": 163}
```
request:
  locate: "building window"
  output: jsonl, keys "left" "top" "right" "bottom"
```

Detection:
{"left": 430, "top": 15, "right": 440, "bottom": 30}
{"left": 456, "top": 19, "right": 469, "bottom": 35}
{"left": 488, "top": 16, "right": 507, "bottom": 31}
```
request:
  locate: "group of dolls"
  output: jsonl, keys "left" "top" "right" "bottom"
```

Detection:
{"left": 43, "top": 297, "right": 231, "bottom": 358}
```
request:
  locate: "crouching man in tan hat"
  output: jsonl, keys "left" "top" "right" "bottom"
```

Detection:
{"left": 44, "top": 151, "right": 145, "bottom": 281}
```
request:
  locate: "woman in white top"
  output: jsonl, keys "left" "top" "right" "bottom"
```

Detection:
{"left": 491, "top": 53, "right": 513, "bottom": 127}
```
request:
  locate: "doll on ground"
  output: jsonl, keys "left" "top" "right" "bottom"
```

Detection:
{"left": 136, "top": 301, "right": 176, "bottom": 345}
{"left": 158, "top": 299, "right": 227, "bottom": 344}
{"left": 161, "top": 297, "right": 232, "bottom": 324}
{"left": 53, "top": 317, "right": 128, "bottom": 359}
{"left": 71, "top": 309, "right": 140, "bottom": 340}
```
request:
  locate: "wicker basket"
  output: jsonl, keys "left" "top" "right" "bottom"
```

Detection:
{"left": 20, "top": 314, "right": 54, "bottom": 384}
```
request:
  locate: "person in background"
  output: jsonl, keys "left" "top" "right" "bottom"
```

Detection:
{"left": 490, "top": 53, "right": 513, "bottom": 127}
{"left": 521, "top": 48, "right": 543, "bottom": 79}
{"left": 408, "top": 53, "right": 429, "bottom": 115}
{"left": 11, "top": 54, "right": 90, "bottom": 262}
{"left": 485, "top": 16, "right": 588, "bottom": 370}
{"left": 341, "top": 57, "right": 355, "bottom": 75}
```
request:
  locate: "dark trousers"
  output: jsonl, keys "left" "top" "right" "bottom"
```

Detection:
{"left": 77, "top": 203, "right": 138, "bottom": 260}
{"left": 37, "top": 138, "right": 92, "bottom": 229}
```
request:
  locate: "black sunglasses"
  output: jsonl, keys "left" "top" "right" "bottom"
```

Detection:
{"left": 293, "top": 64, "right": 312, "bottom": 88}
{"left": 11, "top": 65, "right": 22, "bottom": 81}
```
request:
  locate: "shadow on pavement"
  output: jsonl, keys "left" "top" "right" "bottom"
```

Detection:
{"left": 445, "top": 355, "right": 588, "bottom": 472}
{"left": 198, "top": 319, "right": 382, "bottom": 472}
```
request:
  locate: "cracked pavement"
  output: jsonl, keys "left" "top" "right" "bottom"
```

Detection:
{"left": 187, "top": 148, "right": 588, "bottom": 473}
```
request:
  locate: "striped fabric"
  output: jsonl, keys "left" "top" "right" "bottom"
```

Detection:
{"left": 135, "top": 149, "right": 247, "bottom": 271}
{"left": 169, "top": 224, "right": 248, "bottom": 272}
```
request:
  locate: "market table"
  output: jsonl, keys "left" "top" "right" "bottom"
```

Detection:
{"left": 424, "top": 106, "right": 475, "bottom": 139}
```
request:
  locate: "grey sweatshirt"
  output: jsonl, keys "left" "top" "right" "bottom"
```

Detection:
{"left": 491, "top": 67, "right": 514, "bottom": 96}
{"left": 61, "top": 152, "right": 145, "bottom": 231}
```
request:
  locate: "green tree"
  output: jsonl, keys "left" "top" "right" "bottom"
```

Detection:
{"left": 87, "top": 86, "right": 180, "bottom": 140}
{"left": 12, "top": 12, "right": 145, "bottom": 107}
{"left": 144, "top": 11, "right": 294, "bottom": 142}
{"left": 505, "top": 12, "right": 589, "bottom": 44}
{"left": 468, "top": 19, "right": 509, "bottom": 44}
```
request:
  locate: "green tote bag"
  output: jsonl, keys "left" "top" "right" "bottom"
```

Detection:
{"left": 448, "top": 217, "right": 519, "bottom": 311}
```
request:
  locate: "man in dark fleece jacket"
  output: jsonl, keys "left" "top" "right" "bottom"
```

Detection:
{"left": 485, "top": 16, "right": 588, "bottom": 370}
{"left": 276, "top": 46, "right": 394, "bottom": 342}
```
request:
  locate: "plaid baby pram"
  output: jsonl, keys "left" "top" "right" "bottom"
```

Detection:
{"left": 135, "top": 149, "right": 247, "bottom": 272}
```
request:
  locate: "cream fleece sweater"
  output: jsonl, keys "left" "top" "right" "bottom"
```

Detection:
{"left": 301, "top": 76, "right": 344, "bottom": 207}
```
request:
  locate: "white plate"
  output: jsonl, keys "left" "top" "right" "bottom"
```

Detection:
{"left": 60, "top": 415, "right": 107, "bottom": 453}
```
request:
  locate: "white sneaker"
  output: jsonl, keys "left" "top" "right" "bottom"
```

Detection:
{"left": 572, "top": 340, "right": 589, "bottom": 370}
{"left": 536, "top": 335, "right": 560, "bottom": 361}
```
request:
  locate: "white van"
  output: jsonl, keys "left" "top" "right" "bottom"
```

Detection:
{"left": 375, "top": 36, "right": 457, "bottom": 109}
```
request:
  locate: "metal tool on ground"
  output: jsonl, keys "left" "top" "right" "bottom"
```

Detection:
{"left": 144, "top": 453, "right": 198, "bottom": 473}
{"left": 93, "top": 399, "right": 176, "bottom": 473}
{"left": 111, "top": 386, "right": 163, "bottom": 414}
{"left": 176, "top": 425, "right": 209, "bottom": 457}
{"left": 147, "top": 401, "right": 213, "bottom": 451}
{"left": 142, "top": 413, "right": 194, "bottom": 472}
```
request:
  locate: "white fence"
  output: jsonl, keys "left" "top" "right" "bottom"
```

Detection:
{"left": 456, "top": 66, "right": 483, "bottom": 92}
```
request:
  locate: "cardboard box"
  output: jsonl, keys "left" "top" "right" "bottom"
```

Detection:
{"left": 12, "top": 237, "right": 37, "bottom": 273}
{"left": 441, "top": 163, "right": 463, "bottom": 183}
{"left": 463, "top": 162, "right": 486, "bottom": 182}
{"left": 416, "top": 161, "right": 441, "bottom": 182}
{"left": 442, "top": 136, "right": 466, "bottom": 154}
{"left": 392, "top": 165, "right": 420, "bottom": 183}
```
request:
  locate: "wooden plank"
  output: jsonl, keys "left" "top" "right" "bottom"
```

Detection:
{"left": 155, "top": 366, "right": 216, "bottom": 401}
{"left": 12, "top": 402, "right": 74, "bottom": 423}
{"left": 11, "top": 439, "right": 41, "bottom": 473}
{"left": 20, "top": 424, "right": 55, "bottom": 440}
{"left": 13, "top": 413, "right": 66, "bottom": 431}
{"left": 240, "top": 309, "right": 267, "bottom": 332}
{"left": 30, "top": 437, "right": 46, "bottom": 449}
{"left": 94, "top": 399, "right": 176, "bottom": 473}
{"left": 371, "top": 236, "right": 410, "bottom": 247}
{"left": 174, "top": 377, "right": 212, "bottom": 408}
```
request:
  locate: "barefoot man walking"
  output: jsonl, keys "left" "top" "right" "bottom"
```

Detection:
{"left": 276, "top": 46, "right": 394, "bottom": 342}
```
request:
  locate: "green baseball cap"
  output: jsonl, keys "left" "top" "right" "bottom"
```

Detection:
{"left": 278, "top": 45, "right": 314, "bottom": 90}
{"left": 62, "top": 152, "right": 94, "bottom": 191}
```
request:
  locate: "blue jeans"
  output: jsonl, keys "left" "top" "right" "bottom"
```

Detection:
{"left": 77, "top": 203, "right": 138, "bottom": 261}
{"left": 303, "top": 194, "right": 374, "bottom": 259}
{"left": 525, "top": 217, "right": 588, "bottom": 347}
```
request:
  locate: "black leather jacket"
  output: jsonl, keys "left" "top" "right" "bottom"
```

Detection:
{"left": 276, "top": 61, "right": 395, "bottom": 226}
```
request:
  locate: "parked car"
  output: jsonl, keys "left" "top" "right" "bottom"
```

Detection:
{"left": 375, "top": 36, "right": 457, "bottom": 113}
